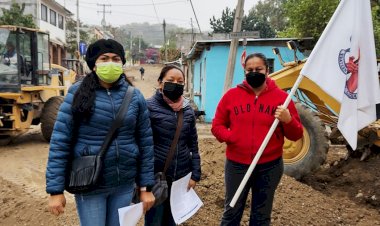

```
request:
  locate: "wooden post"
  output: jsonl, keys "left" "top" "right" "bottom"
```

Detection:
{"left": 223, "top": 0, "right": 245, "bottom": 93}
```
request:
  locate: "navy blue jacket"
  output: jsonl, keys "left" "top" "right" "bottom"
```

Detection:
{"left": 146, "top": 91, "right": 201, "bottom": 182}
{"left": 46, "top": 76, "right": 155, "bottom": 194}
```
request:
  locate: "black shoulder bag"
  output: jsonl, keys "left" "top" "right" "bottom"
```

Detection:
{"left": 66, "top": 86, "right": 135, "bottom": 194}
{"left": 150, "top": 109, "right": 184, "bottom": 206}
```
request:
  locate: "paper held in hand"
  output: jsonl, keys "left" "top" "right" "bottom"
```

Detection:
{"left": 118, "top": 202, "right": 143, "bottom": 226}
{"left": 170, "top": 172, "right": 203, "bottom": 225}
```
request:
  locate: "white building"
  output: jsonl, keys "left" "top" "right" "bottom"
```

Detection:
{"left": 0, "top": 0, "right": 72, "bottom": 65}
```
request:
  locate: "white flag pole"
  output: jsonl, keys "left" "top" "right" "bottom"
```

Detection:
{"left": 229, "top": 73, "right": 305, "bottom": 207}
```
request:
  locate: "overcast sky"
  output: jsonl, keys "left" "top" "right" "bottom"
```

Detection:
{"left": 56, "top": 0, "right": 258, "bottom": 32}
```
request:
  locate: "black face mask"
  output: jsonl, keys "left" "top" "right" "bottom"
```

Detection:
{"left": 246, "top": 71, "right": 266, "bottom": 88}
{"left": 163, "top": 82, "right": 184, "bottom": 101}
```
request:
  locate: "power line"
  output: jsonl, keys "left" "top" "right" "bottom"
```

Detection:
{"left": 188, "top": 0, "right": 201, "bottom": 33}
{"left": 151, "top": 0, "right": 161, "bottom": 24}
{"left": 78, "top": 0, "right": 186, "bottom": 6}
{"left": 111, "top": 9, "right": 188, "bottom": 22}
{"left": 64, "top": 0, "right": 191, "bottom": 27}
{"left": 76, "top": 4, "right": 183, "bottom": 20}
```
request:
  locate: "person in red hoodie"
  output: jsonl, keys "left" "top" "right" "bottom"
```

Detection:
{"left": 212, "top": 53, "right": 303, "bottom": 226}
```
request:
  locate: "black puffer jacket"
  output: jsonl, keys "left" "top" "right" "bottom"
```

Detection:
{"left": 146, "top": 91, "right": 201, "bottom": 182}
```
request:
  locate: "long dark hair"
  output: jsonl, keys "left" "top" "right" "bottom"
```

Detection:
{"left": 71, "top": 72, "right": 133, "bottom": 122}
{"left": 244, "top": 53, "right": 269, "bottom": 71}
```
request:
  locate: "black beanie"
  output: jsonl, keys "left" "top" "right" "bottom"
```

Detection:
{"left": 85, "top": 39, "right": 126, "bottom": 70}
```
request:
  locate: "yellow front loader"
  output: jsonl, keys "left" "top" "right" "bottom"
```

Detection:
{"left": 0, "top": 26, "right": 76, "bottom": 145}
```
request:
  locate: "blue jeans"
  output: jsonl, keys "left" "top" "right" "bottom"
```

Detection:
{"left": 144, "top": 180, "right": 176, "bottom": 226}
{"left": 75, "top": 184, "right": 134, "bottom": 226}
{"left": 221, "top": 158, "right": 284, "bottom": 226}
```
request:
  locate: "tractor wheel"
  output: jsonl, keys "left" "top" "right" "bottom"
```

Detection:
{"left": 283, "top": 103, "right": 329, "bottom": 180}
{"left": 40, "top": 96, "right": 64, "bottom": 142}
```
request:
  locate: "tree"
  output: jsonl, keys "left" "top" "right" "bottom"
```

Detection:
{"left": 130, "top": 37, "right": 148, "bottom": 64}
{"left": 250, "top": 0, "right": 287, "bottom": 32}
{"left": 209, "top": 7, "right": 275, "bottom": 38}
{"left": 159, "top": 46, "right": 180, "bottom": 62}
{"left": 65, "top": 17, "right": 90, "bottom": 56}
{"left": 0, "top": 3, "right": 36, "bottom": 28}
{"left": 209, "top": 7, "right": 235, "bottom": 33}
{"left": 111, "top": 28, "right": 129, "bottom": 49}
{"left": 280, "top": 0, "right": 380, "bottom": 56}
{"left": 243, "top": 13, "right": 276, "bottom": 38}
{"left": 279, "top": 0, "right": 339, "bottom": 39}
{"left": 133, "top": 36, "right": 148, "bottom": 51}
{"left": 372, "top": 3, "right": 380, "bottom": 57}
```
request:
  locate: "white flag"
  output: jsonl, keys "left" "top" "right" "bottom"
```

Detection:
{"left": 300, "top": 0, "right": 380, "bottom": 150}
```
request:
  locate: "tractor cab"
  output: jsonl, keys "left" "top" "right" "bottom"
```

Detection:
{"left": 0, "top": 26, "right": 51, "bottom": 92}
{"left": 0, "top": 26, "right": 75, "bottom": 144}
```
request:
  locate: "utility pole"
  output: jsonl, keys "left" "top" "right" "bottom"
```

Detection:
{"left": 138, "top": 35, "right": 141, "bottom": 53}
{"left": 97, "top": 4, "right": 111, "bottom": 29}
{"left": 76, "top": 0, "right": 80, "bottom": 52}
{"left": 163, "top": 19, "right": 168, "bottom": 62}
{"left": 189, "top": 0, "right": 202, "bottom": 33}
{"left": 223, "top": 0, "right": 245, "bottom": 93}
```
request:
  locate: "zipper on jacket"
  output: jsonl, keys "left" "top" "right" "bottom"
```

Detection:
{"left": 106, "top": 89, "right": 121, "bottom": 184}
{"left": 173, "top": 111, "right": 178, "bottom": 179}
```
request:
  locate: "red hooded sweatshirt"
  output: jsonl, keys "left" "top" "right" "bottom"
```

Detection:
{"left": 211, "top": 78, "right": 303, "bottom": 165}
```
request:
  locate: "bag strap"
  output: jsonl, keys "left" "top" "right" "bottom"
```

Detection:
{"left": 162, "top": 109, "right": 184, "bottom": 174}
{"left": 98, "top": 86, "right": 135, "bottom": 158}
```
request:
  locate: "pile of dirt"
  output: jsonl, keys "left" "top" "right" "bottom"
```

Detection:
{"left": 187, "top": 138, "right": 380, "bottom": 226}
{"left": 302, "top": 146, "right": 380, "bottom": 209}
{"left": 0, "top": 177, "right": 78, "bottom": 226}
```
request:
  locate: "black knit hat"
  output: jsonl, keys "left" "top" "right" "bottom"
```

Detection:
{"left": 85, "top": 39, "right": 126, "bottom": 70}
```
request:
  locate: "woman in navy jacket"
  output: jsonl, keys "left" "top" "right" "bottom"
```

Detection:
{"left": 145, "top": 65, "right": 201, "bottom": 226}
{"left": 46, "top": 39, "right": 155, "bottom": 226}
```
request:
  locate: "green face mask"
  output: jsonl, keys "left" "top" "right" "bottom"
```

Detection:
{"left": 95, "top": 62, "right": 123, "bottom": 83}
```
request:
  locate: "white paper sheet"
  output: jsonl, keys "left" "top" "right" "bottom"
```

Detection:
{"left": 118, "top": 202, "right": 143, "bottom": 226}
{"left": 170, "top": 172, "right": 203, "bottom": 224}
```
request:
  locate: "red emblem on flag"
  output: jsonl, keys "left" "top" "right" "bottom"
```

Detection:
{"left": 241, "top": 49, "right": 246, "bottom": 69}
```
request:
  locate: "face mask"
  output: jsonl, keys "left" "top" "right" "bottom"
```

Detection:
{"left": 95, "top": 62, "right": 123, "bottom": 83}
{"left": 163, "top": 82, "right": 184, "bottom": 101}
{"left": 246, "top": 71, "right": 266, "bottom": 88}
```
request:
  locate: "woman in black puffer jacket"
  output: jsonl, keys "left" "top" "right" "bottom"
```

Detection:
{"left": 145, "top": 65, "right": 201, "bottom": 226}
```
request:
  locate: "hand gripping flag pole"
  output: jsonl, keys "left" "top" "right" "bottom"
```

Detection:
{"left": 229, "top": 74, "right": 304, "bottom": 207}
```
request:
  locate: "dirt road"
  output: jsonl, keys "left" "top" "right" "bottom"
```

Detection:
{"left": 0, "top": 64, "right": 379, "bottom": 226}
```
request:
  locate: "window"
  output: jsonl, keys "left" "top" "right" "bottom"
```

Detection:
{"left": 50, "top": 9, "right": 56, "bottom": 26}
{"left": 268, "top": 58, "right": 274, "bottom": 74}
{"left": 41, "top": 4, "right": 47, "bottom": 22}
{"left": 58, "top": 14, "right": 64, "bottom": 29}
